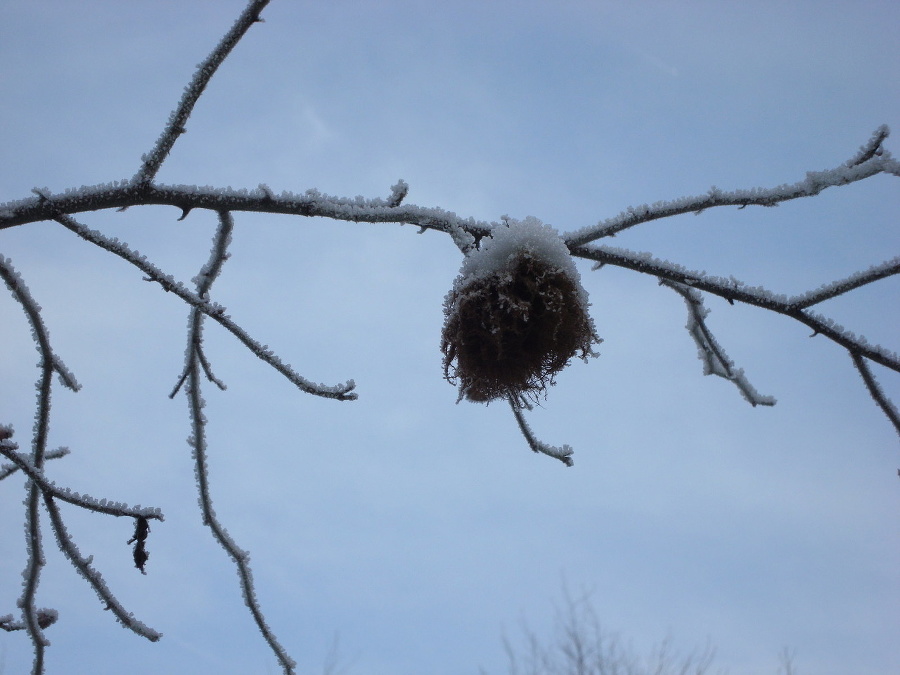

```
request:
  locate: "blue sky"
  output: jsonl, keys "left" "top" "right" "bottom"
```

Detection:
{"left": 1, "top": 2, "right": 899, "bottom": 674}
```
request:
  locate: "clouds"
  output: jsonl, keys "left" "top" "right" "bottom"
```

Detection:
{"left": 1, "top": 2, "right": 899, "bottom": 674}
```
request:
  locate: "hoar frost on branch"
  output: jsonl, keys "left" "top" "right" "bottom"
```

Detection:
{"left": 0, "top": 1, "right": 898, "bottom": 673}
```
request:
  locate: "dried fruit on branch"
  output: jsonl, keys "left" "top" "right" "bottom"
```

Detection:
{"left": 441, "top": 217, "right": 600, "bottom": 403}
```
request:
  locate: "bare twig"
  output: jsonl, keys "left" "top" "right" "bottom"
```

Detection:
{"left": 571, "top": 243, "right": 900, "bottom": 375}
{"left": 508, "top": 397, "right": 575, "bottom": 467}
{"left": 790, "top": 256, "right": 900, "bottom": 309}
{"left": 851, "top": 353, "right": 900, "bottom": 438}
{"left": 0, "top": 446, "right": 69, "bottom": 482}
{"left": 133, "top": 0, "right": 271, "bottom": 185}
{"left": 42, "top": 494, "right": 162, "bottom": 641}
{"left": 0, "top": 256, "right": 78, "bottom": 672}
{"left": 181, "top": 213, "right": 297, "bottom": 674}
{"left": 848, "top": 124, "right": 890, "bottom": 166}
{"left": 661, "top": 279, "right": 776, "bottom": 406}
{"left": 564, "top": 137, "right": 898, "bottom": 246}
{"left": 46, "top": 210, "right": 356, "bottom": 401}
{"left": 0, "top": 446, "right": 163, "bottom": 520}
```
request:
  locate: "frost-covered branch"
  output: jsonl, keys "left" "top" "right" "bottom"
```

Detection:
{"left": 45, "top": 208, "right": 355, "bottom": 401}
{"left": 0, "top": 444, "right": 163, "bottom": 520}
{"left": 0, "top": 257, "right": 81, "bottom": 393}
{"left": 133, "top": 0, "right": 270, "bottom": 185}
{"left": 0, "top": 182, "right": 489, "bottom": 250}
{"left": 1, "top": 252, "right": 164, "bottom": 670}
{"left": 179, "top": 214, "right": 297, "bottom": 674}
{"left": 41, "top": 494, "right": 162, "bottom": 642}
{"left": 509, "top": 397, "right": 575, "bottom": 467}
{"left": 851, "top": 354, "right": 900, "bottom": 438}
{"left": 790, "top": 257, "right": 900, "bottom": 309}
{"left": 0, "top": 444, "right": 69, "bottom": 483}
{"left": 572, "top": 243, "right": 900, "bottom": 375}
{"left": 564, "top": 128, "right": 898, "bottom": 246}
{"left": 660, "top": 279, "right": 776, "bottom": 407}
{"left": 0, "top": 255, "right": 80, "bottom": 671}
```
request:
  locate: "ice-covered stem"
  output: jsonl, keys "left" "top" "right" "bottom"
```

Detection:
{"left": 0, "top": 445, "right": 164, "bottom": 520}
{"left": 41, "top": 494, "right": 162, "bottom": 642}
{"left": 48, "top": 210, "right": 355, "bottom": 400}
{"left": 564, "top": 130, "right": 897, "bottom": 246}
{"left": 572, "top": 244, "right": 900, "bottom": 375}
{"left": 133, "top": 0, "right": 270, "bottom": 185}
{"left": 0, "top": 446, "right": 69, "bottom": 483}
{"left": 0, "top": 182, "right": 491, "bottom": 252}
{"left": 848, "top": 124, "right": 890, "bottom": 166}
{"left": 0, "top": 257, "right": 80, "bottom": 393}
{"left": 660, "top": 280, "right": 776, "bottom": 407}
{"left": 790, "top": 257, "right": 900, "bottom": 309}
{"left": 181, "top": 219, "right": 297, "bottom": 673}
{"left": 851, "top": 354, "right": 900, "bottom": 439}
{"left": 508, "top": 397, "right": 575, "bottom": 467}
{"left": 171, "top": 211, "right": 234, "bottom": 397}
{"left": 0, "top": 256, "right": 82, "bottom": 673}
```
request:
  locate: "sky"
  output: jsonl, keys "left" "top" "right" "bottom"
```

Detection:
{"left": 1, "top": 1, "right": 899, "bottom": 674}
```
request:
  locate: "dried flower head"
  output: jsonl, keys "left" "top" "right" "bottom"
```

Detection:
{"left": 441, "top": 217, "right": 600, "bottom": 403}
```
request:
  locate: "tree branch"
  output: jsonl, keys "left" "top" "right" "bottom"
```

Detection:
{"left": 563, "top": 134, "right": 897, "bottom": 246}
{"left": 133, "top": 0, "right": 270, "bottom": 185}
{"left": 509, "top": 397, "right": 575, "bottom": 467}
{"left": 42, "top": 494, "right": 163, "bottom": 641}
{"left": 45, "top": 209, "right": 356, "bottom": 401}
{"left": 180, "top": 213, "right": 297, "bottom": 674}
{"left": 659, "top": 279, "right": 776, "bottom": 406}
{"left": 851, "top": 354, "right": 900, "bottom": 438}
{"left": 571, "top": 243, "right": 900, "bottom": 375}
{"left": 0, "top": 445, "right": 163, "bottom": 520}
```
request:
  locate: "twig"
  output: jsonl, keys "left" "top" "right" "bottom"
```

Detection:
{"left": 572, "top": 243, "right": 900, "bottom": 375}
{"left": 508, "top": 397, "right": 575, "bottom": 467}
{"left": 661, "top": 280, "right": 776, "bottom": 406}
{"left": 48, "top": 210, "right": 356, "bottom": 401}
{"left": 851, "top": 353, "right": 900, "bottom": 438}
{"left": 0, "top": 446, "right": 69, "bottom": 482}
{"left": 180, "top": 213, "right": 297, "bottom": 673}
{"left": 133, "top": 0, "right": 271, "bottom": 185}
{"left": 42, "top": 494, "right": 162, "bottom": 641}
{"left": 564, "top": 133, "right": 897, "bottom": 246}
{"left": 790, "top": 257, "right": 900, "bottom": 309}
{"left": 0, "top": 446, "right": 163, "bottom": 520}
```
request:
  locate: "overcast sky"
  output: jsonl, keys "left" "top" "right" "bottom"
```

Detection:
{"left": 1, "top": 2, "right": 899, "bottom": 674}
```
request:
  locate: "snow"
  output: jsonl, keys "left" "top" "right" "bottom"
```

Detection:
{"left": 458, "top": 216, "right": 588, "bottom": 302}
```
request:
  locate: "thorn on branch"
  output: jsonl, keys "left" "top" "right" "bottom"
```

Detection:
{"left": 177, "top": 207, "right": 193, "bottom": 221}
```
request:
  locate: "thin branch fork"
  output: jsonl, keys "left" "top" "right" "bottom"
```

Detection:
{"left": 46, "top": 210, "right": 356, "bottom": 401}
{"left": 571, "top": 244, "right": 900, "bottom": 376}
{"left": 179, "top": 212, "right": 297, "bottom": 674}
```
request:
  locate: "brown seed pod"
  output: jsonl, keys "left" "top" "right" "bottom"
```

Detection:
{"left": 441, "top": 218, "right": 600, "bottom": 404}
